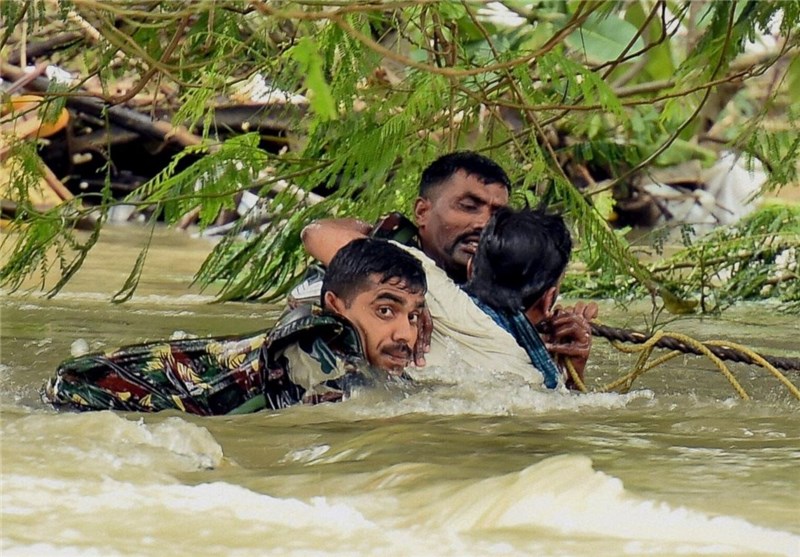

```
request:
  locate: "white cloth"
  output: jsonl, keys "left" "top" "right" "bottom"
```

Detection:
{"left": 393, "top": 243, "right": 544, "bottom": 385}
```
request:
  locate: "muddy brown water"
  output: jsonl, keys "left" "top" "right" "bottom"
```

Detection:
{"left": 2, "top": 225, "right": 798, "bottom": 556}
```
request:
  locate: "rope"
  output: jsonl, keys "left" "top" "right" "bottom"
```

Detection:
{"left": 576, "top": 322, "right": 800, "bottom": 400}
{"left": 704, "top": 339, "right": 800, "bottom": 399}
{"left": 591, "top": 323, "right": 800, "bottom": 371}
{"left": 563, "top": 357, "right": 588, "bottom": 393}
{"left": 601, "top": 347, "right": 682, "bottom": 393}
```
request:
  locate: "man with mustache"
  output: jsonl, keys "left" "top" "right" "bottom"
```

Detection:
{"left": 413, "top": 151, "right": 511, "bottom": 285}
{"left": 320, "top": 238, "right": 425, "bottom": 375}
{"left": 43, "top": 238, "right": 426, "bottom": 414}
{"left": 302, "top": 208, "right": 570, "bottom": 389}
{"left": 298, "top": 151, "right": 595, "bottom": 384}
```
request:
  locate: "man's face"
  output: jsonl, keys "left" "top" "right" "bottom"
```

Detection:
{"left": 414, "top": 170, "right": 509, "bottom": 282}
{"left": 325, "top": 276, "right": 425, "bottom": 372}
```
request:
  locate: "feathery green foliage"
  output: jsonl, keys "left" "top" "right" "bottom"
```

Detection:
{"left": 1, "top": 0, "right": 798, "bottom": 314}
{"left": 660, "top": 203, "right": 800, "bottom": 312}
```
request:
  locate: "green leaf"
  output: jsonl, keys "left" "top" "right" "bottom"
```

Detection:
{"left": 654, "top": 138, "right": 717, "bottom": 167}
{"left": 565, "top": 14, "right": 645, "bottom": 64}
{"left": 111, "top": 222, "right": 156, "bottom": 304}
{"left": 288, "top": 36, "right": 337, "bottom": 121}
{"left": 592, "top": 189, "right": 615, "bottom": 221}
{"left": 438, "top": 3, "right": 467, "bottom": 21}
{"left": 623, "top": 1, "right": 675, "bottom": 80}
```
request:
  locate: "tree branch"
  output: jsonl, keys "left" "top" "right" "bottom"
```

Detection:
{"left": 1, "top": 62, "right": 205, "bottom": 148}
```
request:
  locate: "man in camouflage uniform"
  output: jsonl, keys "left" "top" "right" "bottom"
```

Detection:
{"left": 42, "top": 238, "right": 427, "bottom": 415}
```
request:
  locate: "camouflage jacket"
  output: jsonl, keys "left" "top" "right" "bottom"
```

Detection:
{"left": 42, "top": 306, "right": 371, "bottom": 415}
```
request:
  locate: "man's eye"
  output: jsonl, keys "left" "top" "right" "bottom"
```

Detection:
{"left": 409, "top": 313, "right": 420, "bottom": 325}
{"left": 377, "top": 306, "right": 394, "bottom": 318}
{"left": 459, "top": 200, "right": 480, "bottom": 212}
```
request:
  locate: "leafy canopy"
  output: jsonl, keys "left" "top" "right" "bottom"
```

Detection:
{"left": 1, "top": 0, "right": 798, "bottom": 314}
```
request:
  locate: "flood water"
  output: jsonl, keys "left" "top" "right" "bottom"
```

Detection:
{"left": 2, "top": 226, "right": 799, "bottom": 556}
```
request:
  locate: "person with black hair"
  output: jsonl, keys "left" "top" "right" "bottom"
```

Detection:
{"left": 43, "top": 238, "right": 427, "bottom": 414}
{"left": 299, "top": 151, "right": 510, "bottom": 288}
{"left": 297, "top": 151, "right": 595, "bottom": 383}
{"left": 320, "top": 238, "right": 427, "bottom": 373}
{"left": 464, "top": 207, "right": 591, "bottom": 388}
{"left": 465, "top": 207, "right": 571, "bottom": 313}
{"left": 414, "top": 151, "right": 512, "bottom": 285}
{"left": 304, "top": 218, "right": 550, "bottom": 388}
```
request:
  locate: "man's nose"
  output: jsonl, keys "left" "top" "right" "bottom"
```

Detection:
{"left": 392, "top": 316, "right": 415, "bottom": 343}
{"left": 474, "top": 207, "right": 493, "bottom": 228}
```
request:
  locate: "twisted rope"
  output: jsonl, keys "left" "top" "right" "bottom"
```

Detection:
{"left": 577, "top": 322, "right": 800, "bottom": 400}
{"left": 591, "top": 323, "right": 800, "bottom": 371}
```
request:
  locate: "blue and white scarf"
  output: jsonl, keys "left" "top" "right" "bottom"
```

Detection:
{"left": 470, "top": 297, "right": 561, "bottom": 389}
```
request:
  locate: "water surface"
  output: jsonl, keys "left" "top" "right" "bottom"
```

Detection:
{"left": 2, "top": 225, "right": 798, "bottom": 556}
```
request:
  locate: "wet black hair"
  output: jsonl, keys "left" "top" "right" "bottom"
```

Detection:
{"left": 320, "top": 237, "right": 427, "bottom": 307}
{"left": 464, "top": 206, "right": 572, "bottom": 312}
{"left": 419, "top": 151, "right": 512, "bottom": 198}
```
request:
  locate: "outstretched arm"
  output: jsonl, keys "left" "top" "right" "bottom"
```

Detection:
{"left": 300, "top": 218, "right": 371, "bottom": 266}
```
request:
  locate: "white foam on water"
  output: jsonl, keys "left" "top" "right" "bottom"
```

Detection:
{"left": 1, "top": 543, "right": 125, "bottom": 557}
{"left": 417, "top": 454, "right": 800, "bottom": 556}
{"left": 129, "top": 308, "right": 197, "bottom": 317}
{"left": 1, "top": 474, "right": 380, "bottom": 556}
{"left": 3, "top": 412, "right": 224, "bottom": 476}
{"left": 2, "top": 472, "right": 542, "bottom": 557}
{"left": 345, "top": 363, "right": 654, "bottom": 417}
{"left": 4, "top": 475, "right": 370, "bottom": 528}
{"left": 0, "top": 364, "right": 37, "bottom": 406}
{"left": 122, "top": 293, "right": 230, "bottom": 305}
{"left": 282, "top": 444, "right": 332, "bottom": 463}
{"left": 2, "top": 414, "right": 797, "bottom": 557}
{"left": 70, "top": 339, "right": 90, "bottom": 357}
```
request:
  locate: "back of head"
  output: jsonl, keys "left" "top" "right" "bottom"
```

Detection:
{"left": 419, "top": 151, "right": 511, "bottom": 198}
{"left": 465, "top": 207, "right": 572, "bottom": 312}
{"left": 321, "top": 238, "right": 427, "bottom": 307}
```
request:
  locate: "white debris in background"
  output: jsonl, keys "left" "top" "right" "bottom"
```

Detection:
{"left": 774, "top": 248, "right": 797, "bottom": 273}
{"left": 771, "top": 246, "right": 797, "bottom": 289}
{"left": 640, "top": 151, "right": 767, "bottom": 235}
{"left": 236, "top": 190, "right": 261, "bottom": 215}
{"left": 106, "top": 204, "right": 138, "bottom": 223}
{"left": 44, "top": 65, "right": 75, "bottom": 86}
{"left": 744, "top": 10, "right": 782, "bottom": 55}
{"left": 230, "top": 73, "right": 308, "bottom": 105}
{"left": 476, "top": 2, "right": 527, "bottom": 27}
{"left": 703, "top": 151, "right": 766, "bottom": 226}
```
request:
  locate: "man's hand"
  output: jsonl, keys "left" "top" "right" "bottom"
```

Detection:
{"left": 414, "top": 307, "right": 432, "bottom": 367}
{"left": 541, "top": 302, "right": 598, "bottom": 389}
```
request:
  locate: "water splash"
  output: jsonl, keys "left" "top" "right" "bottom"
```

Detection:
{"left": 415, "top": 454, "right": 799, "bottom": 556}
{"left": 343, "top": 363, "right": 654, "bottom": 417}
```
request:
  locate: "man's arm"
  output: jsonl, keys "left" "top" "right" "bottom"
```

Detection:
{"left": 301, "top": 218, "right": 371, "bottom": 266}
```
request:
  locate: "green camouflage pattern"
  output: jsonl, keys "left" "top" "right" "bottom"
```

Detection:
{"left": 42, "top": 306, "right": 368, "bottom": 415}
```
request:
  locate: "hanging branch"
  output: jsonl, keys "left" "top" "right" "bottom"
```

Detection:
{"left": 0, "top": 62, "right": 204, "bottom": 148}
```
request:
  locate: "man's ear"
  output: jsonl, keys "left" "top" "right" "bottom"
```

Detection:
{"left": 541, "top": 286, "right": 559, "bottom": 318}
{"left": 525, "top": 286, "right": 559, "bottom": 325}
{"left": 414, "top": 197, "right": 431, "bottom": 227}
{"left": 323, "top": 291, "right": 348, "bottom": 315}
